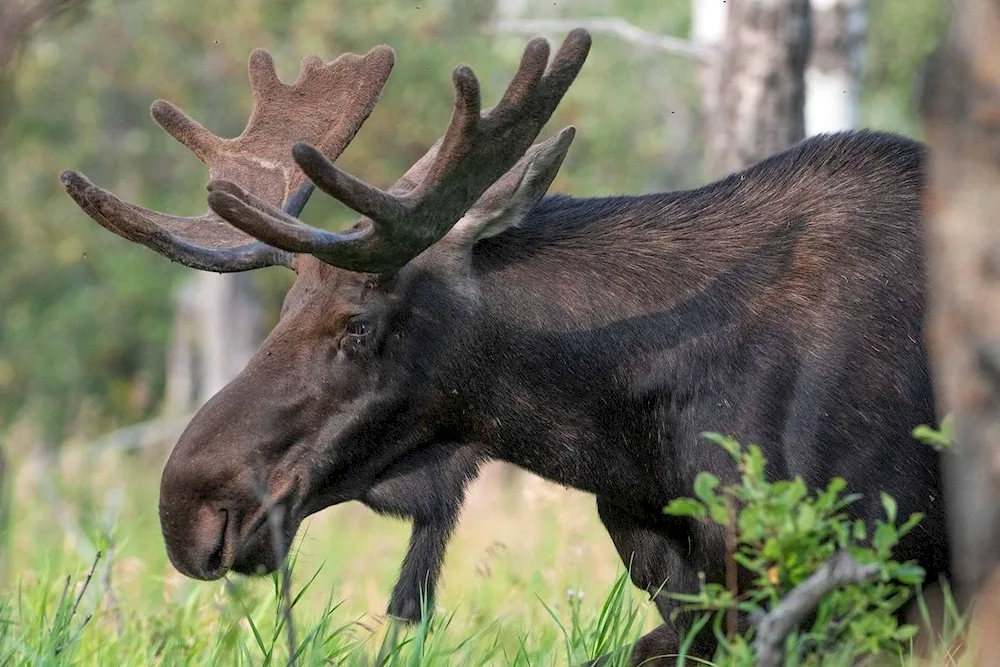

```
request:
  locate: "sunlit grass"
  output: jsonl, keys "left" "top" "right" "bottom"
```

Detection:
{"left": 0, "top": 433, "right": 976, "bottom": 666}
{"left": 0, "top": 435, "right": 656, "bottom": 665}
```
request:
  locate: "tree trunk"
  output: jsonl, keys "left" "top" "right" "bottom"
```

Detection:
{"left": 708, "top": 0, "right": 811, "bottom": 177}
{"left": 805, "top": 0, "right": 865, "bottom": 135}
{"left": 692, "top": 0, "right": 728, "bottom": 169}
{"left": 0, "top": 0, "right": 85, "bottom": 129}
{"left": 920, "top": 0, "right": 1000, "bottom": 661}
{"left": 163, "top": 273, "right": 262, "bottom": 412}
{"left": 162, "top": 280, "right": 198, "bottom": 415}
{"left": 195, "top": 273, "right": 261, "bottom": 403}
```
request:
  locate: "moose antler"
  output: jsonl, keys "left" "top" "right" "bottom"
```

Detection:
{"left": 60, "top": 46, "right": 395, "bottom": 272}
{"left": 207, "top": 29, "right": 592, "bottom": 274}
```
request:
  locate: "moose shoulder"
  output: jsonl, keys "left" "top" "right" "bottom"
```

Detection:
{"left": 61, "top": 30, "right": 947, "bottom": 666}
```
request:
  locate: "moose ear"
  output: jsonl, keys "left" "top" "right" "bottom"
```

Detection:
{"left": 448, "top": 126, "right": 576, "bottom": 245}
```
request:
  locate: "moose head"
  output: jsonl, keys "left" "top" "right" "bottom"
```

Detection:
{"left": 62, "top": 31, "right": 592, "bottom": 583}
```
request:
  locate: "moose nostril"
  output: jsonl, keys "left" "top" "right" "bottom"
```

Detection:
{"left": 161, "top": 502, "right": 240, "bottom": 581}
{"left": 197, "top": 509, "right": 232, "bottom": 580}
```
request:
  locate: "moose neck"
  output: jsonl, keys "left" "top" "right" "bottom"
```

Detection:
{"left": 473, "top": 187, "right": 795, "bottom": 329}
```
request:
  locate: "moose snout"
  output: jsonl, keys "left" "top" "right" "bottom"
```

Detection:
{"left": 159, "top": 456, "right": 303, "bottom": 581}
{"left": 159, "top": 502, "right": 238, "bottom": 581}
{"left": 157, "top": 376, "right": 305, "bottom": 581}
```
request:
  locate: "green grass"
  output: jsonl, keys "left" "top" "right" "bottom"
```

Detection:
{"left": 0, "top": 436, "right": 659, "bottom": 666}
{"left": 0, "top": 434, "right": 975, "bottom": 666}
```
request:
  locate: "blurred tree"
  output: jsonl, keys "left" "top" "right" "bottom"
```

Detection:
{"left": 707, "top": 0, "right": 811, "bottom": 176}
{"left": 170, "top": 273, "right": 262, "bottom": 410}
{"left": 920, "top": 0, "right": 1000, "bottom": 652}
{"left": 806, "top": 0, "right": 866, "bottom": 134}
{"left": 0, "top": 0, "right": 86, "bottom": 129}
{"left": 691, "top": 0, "right": 726, "bottom": 152}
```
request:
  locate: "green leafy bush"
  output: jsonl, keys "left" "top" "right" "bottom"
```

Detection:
{"left": 664, "top": 433, "right": 927, "bottom": 666}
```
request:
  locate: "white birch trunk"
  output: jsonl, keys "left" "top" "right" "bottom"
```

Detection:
{"left": 195, "top": 273, "right": 261, "bottom": 403}
{"left": 805, "top": 0, "right": 865, "bottom": 135}
{"left": 709, "top": 0, "right": 811, "bottom": 177}
{"left": 692, "top": 0, "right": 728, "bottom": 162}
{"left": 163, "top": 273, "right": 262, "bottom": 412}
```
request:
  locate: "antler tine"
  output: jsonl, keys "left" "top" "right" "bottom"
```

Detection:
{"left": 60, "top": 45, "right": 395, "bottom": 272}
{"left": 412, "top": 64, "right": 484, "bottom": 194}
{"left": 534, "top": 28, "right": 593, "bottom": 114}
{"left": 206, "top": 179, "right": 372, "bottom": 257}
{"left": 493, "top": 38, "right": 550, "bottom": 108}
{"left": 60, "top": 170, "right": 295, "bottom": 271}
{"left": 289, "top": 142, "right": 407, "bottom": 226}
{"left": 264, "top": 29, "right": 591, "bottom": 274}
{"left": 283, "top": 60, "right": 484, "bottom": 229}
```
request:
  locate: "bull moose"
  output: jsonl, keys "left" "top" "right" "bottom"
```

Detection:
{"left": 60, "top": 29, "right": 949, "bottom": 665}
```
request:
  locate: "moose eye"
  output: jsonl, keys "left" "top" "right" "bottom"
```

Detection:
{"left": 346, "top": 319, "right": 370, "bottom": 337}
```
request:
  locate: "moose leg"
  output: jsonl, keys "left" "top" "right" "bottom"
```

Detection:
{"left": 594, "top": 496, "right": 720, "bottom": 666}
{"left": 361, "top": 444, "right": 482, "bottom": 622}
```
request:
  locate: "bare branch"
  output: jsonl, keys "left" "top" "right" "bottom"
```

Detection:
{"left": 752, "top": 552, "right": 880, "bottom": 667}
{"left": 0, "top": 0, "right": 86, "bottom": 131}
{"left": 491, "top": 17, "right": 711, "bottom": 62}
{"left": 0, "top": 0, "right": 83, "bottom": 74}
{"left": 55, "top": 550, "right": 101, "bottom": 655}
{"left": 67, "top": 551, "right": 101, "bottom": 626}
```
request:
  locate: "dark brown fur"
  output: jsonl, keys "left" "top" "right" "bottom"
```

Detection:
{"left": 157, "top": 130, "right": 948, "bottom": 664}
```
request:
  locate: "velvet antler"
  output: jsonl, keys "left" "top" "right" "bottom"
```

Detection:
{"left": 61, "top": 46, "right": 395, "bottom": 272}
{"left": 207, "top": 29, "right": 591, "bottom": 274}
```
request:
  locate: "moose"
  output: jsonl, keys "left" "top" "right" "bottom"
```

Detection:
{"left": 61, "top": 29, "right": 949, "bottom": 665}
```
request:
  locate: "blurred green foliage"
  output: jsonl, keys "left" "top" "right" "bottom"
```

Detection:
{"left": 0, "top": 0, "right": 946, "bottom": 442}
{"left": 862, "top": 0, "right": 950, "bottom": 135}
